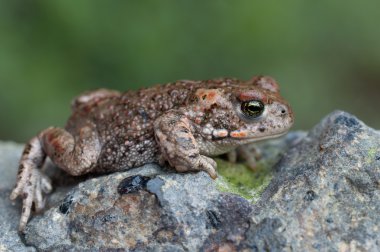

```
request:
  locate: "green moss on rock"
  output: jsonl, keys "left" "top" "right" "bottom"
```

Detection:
{"left": 366, "top": 147, "right": 378, "bottom": 164}
{"left": 215, "top": 158, "right": 272, "bottom": 202}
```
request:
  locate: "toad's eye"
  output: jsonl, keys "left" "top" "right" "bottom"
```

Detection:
{"left": 241, "top": 100, "right": 264, "bottom": 118}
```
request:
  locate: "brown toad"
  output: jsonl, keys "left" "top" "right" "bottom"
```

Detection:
{"left": 10, "top": 75, "right": 294, "bottom": 231}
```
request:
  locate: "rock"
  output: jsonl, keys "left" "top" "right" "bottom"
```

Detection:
{"left": 23, "top": 165, "right": 253, "bottom": 251}
{"left": 0, "top": 142, "right": 36, "bottom": 252}
{"left": 1, "top": 110, "right": 380, "bottom": 251}
{"left": 253, "top": 111, "right": 380, "bottom": 251}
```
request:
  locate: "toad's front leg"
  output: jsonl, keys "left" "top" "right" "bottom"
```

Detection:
{"left": 154, "top": 111, "right": 217, "bottom": 179}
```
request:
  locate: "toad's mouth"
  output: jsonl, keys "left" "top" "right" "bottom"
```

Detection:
{"left": 227, "top": 130, "right": 289, "bottom": 142}
{"left": 209, "top": 126, "right": 291, "bottom": 143}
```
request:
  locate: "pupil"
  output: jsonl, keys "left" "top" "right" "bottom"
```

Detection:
{"left": 241, "top": 100, "right": 264, "bottom": 118}
{"left": 249, "top": 104, "right": 259, "bottom": 112}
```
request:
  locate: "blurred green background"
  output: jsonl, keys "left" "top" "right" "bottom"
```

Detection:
{"left": 1, "top": 0, "right": 379, "bottom": 142}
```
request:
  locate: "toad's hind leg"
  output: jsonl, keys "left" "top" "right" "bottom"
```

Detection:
{"left": 10, "top": 124, "right": 101, "bottom": 231}
{"left": 10, "top": 136, "right": 51, "bottom": 231}
{"left": 40, "top": 125, "right": 101, "bottom": 176}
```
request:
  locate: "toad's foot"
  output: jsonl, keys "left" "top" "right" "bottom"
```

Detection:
{"left": 195, "top": 155, "right": 217, "bottom": 179}
{"left": 10, "top": 137, "right": 52, "bottom": 232}
{"left": 11, "top": 126, "right": 100, "bottom": 231}
{"left": 10, "top": 169, "right": 52, "bottom": 231}
{"left": 175, "top": 155, "right": 217, "bottom": 179}
{"left": 154, "top": 111, "right": 218, "bottom": 179}
{"left": 227, "top": 145, "right": 262, "bottom": 171}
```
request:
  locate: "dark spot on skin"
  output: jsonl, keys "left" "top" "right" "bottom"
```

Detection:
{"left": 208, "top": 103, "right": 219, "bottom": 111}
{"left": 117, "top": 175, "right": 150, "bottom": 195}
{"left": 138, "top": 149, "right": 144, "bottom": 154}
{"left": 18, "top": 164, "right": 24, "bottom": 174}
{"left": 59, "top": 195, "right": 74, "bottom": 214}
{"left": 179, "top": 128, "right": 189, "bottom": 134}
{"left": 206, "top": 210, "right": 221, "bottom": 229}
{"left": 168, "top": 119, "right": 177, "bottom": 126}
{"left": 304, "top": 190, "right": 317, "bottom": 201}
{"left": 138, "top": 108, "right": 149, "bottom": 122}
{"left": 23, "top": 144, "right": 32, "bottom": 156}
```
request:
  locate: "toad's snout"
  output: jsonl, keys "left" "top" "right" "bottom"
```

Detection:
{"left": 274, "top": 103, "right": 291, "bottom": 117}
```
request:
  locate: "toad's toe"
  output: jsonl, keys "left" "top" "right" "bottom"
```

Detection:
{"left": 198, "top": 155, "right": 217, "bottom": 179}
{"left": 40, "top": 172, "right": 52, "bottom": 194}
{"left": 11, "top": 168, "right": 51, "bottom": 232}
{"left": 18, "top": 169, "right": 37, "bottom": 232}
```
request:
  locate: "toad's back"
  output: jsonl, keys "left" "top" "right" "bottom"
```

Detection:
{"left": 65, "top": 80, "right": 214, "bottom": 172}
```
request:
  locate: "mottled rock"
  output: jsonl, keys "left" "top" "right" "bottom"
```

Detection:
{"left": 2, "top": 110, "right": 380, "bottom": 251}
{"left": 254, "top": 111, "right": 380, "bottom": 251}
{"left": 23, "top": 165, "right": 248, "bottom": 251}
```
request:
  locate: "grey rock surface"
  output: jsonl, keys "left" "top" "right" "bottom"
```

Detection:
{"left": 254, "top": 111, "right": 380, "bottom": 251}
{"left": 1, "top": 110, "right": 380, "bottom": 251}
{"left": 24, "top": 164, "right": 273, "bottom": 251}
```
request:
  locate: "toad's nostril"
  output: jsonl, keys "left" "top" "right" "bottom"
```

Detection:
{"left": 279, "top": 105, "right": 287, "bottom": 115}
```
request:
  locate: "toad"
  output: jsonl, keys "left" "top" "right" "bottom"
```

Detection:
{"left": 10, "top": 75, "right": 294, "bottom": 231}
